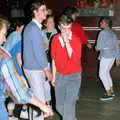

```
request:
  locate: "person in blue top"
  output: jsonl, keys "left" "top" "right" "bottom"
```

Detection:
{"left": 95, "top": 17, "right": 120, "bottom": 101}
{"left": 4, "top": 19, "right": 29, "bottom": 119}
{"left": 0, "top": 18, "right": 53, "bottom": 120}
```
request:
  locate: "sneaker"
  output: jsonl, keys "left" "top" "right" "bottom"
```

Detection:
{"left": 9, "top": 116, "right": 18, "bottom": 120}
{"left": 111, "top": 92, "right": 115, "bottom": 97}
{"left": 104, "top": 92, "right": 115, "bottom": 97}
{"left": 100, "top": 95, "right": 113, "bottom": 101}
{"left": 20, "top": 108, "right": 28, "bottom": 119}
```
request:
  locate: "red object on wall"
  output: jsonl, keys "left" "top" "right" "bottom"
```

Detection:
{"left": 77, "top": 1, "right": 87, "bottom": 9}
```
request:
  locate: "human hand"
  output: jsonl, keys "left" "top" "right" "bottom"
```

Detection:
{"left": 116, "top": 60, "right": 120, "bottom": 67}
{"left": 44, "top": 69, "right": 53, "bottom": 81}
{"left": 42, "top": 105, "right": 54, "bottom": 118}
{"left": 61, "top": 31, "right": 71, "bottom": 44}
{"left": 51, "top": 77, "right": 56, "bottom": 87}
{"left": 87, "top": 43, "right": 92, "bottom": 49}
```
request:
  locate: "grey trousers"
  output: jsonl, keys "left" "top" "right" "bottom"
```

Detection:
{"left": 55, "top": 72, "right": 81, "bottom": 120}
{"left": 24, "top": 69, "right": 45, "bottom": 120}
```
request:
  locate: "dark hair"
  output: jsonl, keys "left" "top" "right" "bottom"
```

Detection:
{"left": 7, "top": 19, "right": 25, "bottom": 34}
{"left": 30, "top": 0, "right": 46, "bottom": 17}
{"left": 14, "top": 19, "right": 25, "bottom": 28}
{"left": 100, "top": 17, "right": 113, "bottom": 28}
{"left": 57, "top": 14, "right": 73, "bottom": 26}
{"left": 62, "top": 6, "right": 78, "bottom": 17}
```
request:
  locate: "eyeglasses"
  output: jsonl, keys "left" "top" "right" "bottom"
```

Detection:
{"left": 39, "top": 8, "right": 47, "bottom": 12}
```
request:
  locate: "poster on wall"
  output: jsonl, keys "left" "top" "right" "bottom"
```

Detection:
{"left": 76, "top": 0, "right": 117, "bottom": 16}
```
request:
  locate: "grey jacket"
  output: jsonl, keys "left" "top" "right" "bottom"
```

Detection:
{"left": 96, "top": 29, "right": 120, "bottom": 60}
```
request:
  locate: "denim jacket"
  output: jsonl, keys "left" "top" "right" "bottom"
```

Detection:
{"left": 96, "top": 29, "right": 120, "bottom": 60}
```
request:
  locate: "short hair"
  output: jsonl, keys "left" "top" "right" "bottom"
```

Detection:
{"left": 0, "top": 18, "right": 9, "bottom": 31}
{"left": 30, "top": 0, "right": 46, "bottom": 17}
{"left": 57, "top": 14, "right": 73, "bottom": 26}
{"left": 62, "top": 6, "right": 78, "bottom": 17}
{"left": 7, "top": 19, "right": 25, "bottom": 33}
{"left": 100, "top": 17, "right": 113, "bottom": 28}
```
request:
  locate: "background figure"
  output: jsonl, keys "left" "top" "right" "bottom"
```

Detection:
{"left": 4, "top": 19, "right": 28, "bottom": 120}
{"left": 62, "top": 6, "right": 92, "bottom": 49}
{"left": 62, "top": 6, "right": 92, "bottom": 100}
{"left": 0, "top": 18, "right": 53, "bottom": 120}
{"left": 47, "top": 9, "right": 53, "bottom": 15}
{"left": 42, "top": 15, "right": 57, "bottom": 106}
{"left": 51, "top": 15, "right": 82, "bottom": 120}
{"left": 0, "top": 18, "right": 10, "bottom": 120}
{"left": 23, "top": 1, "right": 52, "bottom": 120}
{"left": 95, "top": 17, "right": 120, "bottom": 101}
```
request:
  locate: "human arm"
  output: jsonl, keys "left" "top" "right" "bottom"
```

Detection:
{"left": 114, "top": 35, "right": 120, "bottom": 66}
{"left": 95, "top": 31, "right": 103, "bottom": 51}
{"left": 51, "top": 59, "right": 56, "bottom": 87}
{"left": 16, "top": 53, "right": 22, "bottom": 68}
{"left": 61, "top": 31, "right": 73, "bottom": 58}
{"left": 1, "top": 58, "right": 53, "bottom": 117}
{"left": 1, "top": 58, "right": 26, "bottom": 90}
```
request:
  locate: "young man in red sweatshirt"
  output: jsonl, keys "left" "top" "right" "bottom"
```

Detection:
{"left": 51, "top": 15, "right": 82, "bottom": 120}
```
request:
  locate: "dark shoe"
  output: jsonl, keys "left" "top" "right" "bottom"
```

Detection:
{"left": 100, "top": 95, "right": 113, "bottom": 101}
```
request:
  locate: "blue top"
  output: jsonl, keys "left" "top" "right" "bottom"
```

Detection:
{"left": 0, "top": 73, "right": 6, "bottom": 102}
{"left": 10, "top": 41, "right": 22, "bottom": 75}
{"left": 96, "top": 29, "right": 120, "bottom": 60}
{"left": 4, "top": 31, "right": 23, "bottom": 75}
{"left": 0, "top": 47, "right": 11, "bottom": 102}
{"left": 4, "top": 31, "right": 21, "bottom": 51}
{"left": 23, "top": 20, "right": 48, "bottom": 70}
{"left": 0, "top": 46, "right": 33, "bottom": 104}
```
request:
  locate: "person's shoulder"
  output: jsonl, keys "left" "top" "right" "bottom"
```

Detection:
{"left": 25, "top": 21, "right": 38, "bottom": 30}
{"left": 51, "top": 34, "right": 59, "bottom": 43}
{"left": 72, "top": 22, "right": 83, "bottom": 32}
{"left": 72, "top": 34, "right": 81, "bottom": 43}
{"left": 7, "top": 31, "right": 17, "bottom": 39}
{"left": 53, "top": 33, "right": 59, "bottom": 39}
{"left": 72, "top": 22, "right": 82, "bottom": 27}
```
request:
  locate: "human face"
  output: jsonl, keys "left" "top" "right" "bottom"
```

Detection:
{"left": 17, "top": 25, "right": 24, "bottom": 33}
{"left": 59, "top": 23, "right": 72, "bottom": 41}
{"left": 0, "top": 24, "right": 7, "bottom": 45}
{"left": 100, "top": 20, "right": 108, "bottom": 29}
{"left": 59, "top": 23, "right": 72, "bottom": 34}
{"left": 46, "top": 17, "right": 55, "bottom": 30}
{"left": 71, "top": 13, "right": 77, "bottom": 21}
{"left": 34, "top": 5, "right": 48, "bottom": 23}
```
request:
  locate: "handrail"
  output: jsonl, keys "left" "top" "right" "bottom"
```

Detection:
{"left": 83, "top": 26, "right": 120, "bottom": 31}
{"left": 83, "top": 26, "right": 120, "bottom": 43}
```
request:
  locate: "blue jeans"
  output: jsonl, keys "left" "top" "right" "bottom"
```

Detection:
{"left": 0, "top": 101, "right": 9, "bottom": 120}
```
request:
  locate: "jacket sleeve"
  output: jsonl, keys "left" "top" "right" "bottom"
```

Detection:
{"left": 95, "top": 31, "right": 103, "bottom": 51}
{"left": 114, "top": 34, "right": 120, "bottom": 60}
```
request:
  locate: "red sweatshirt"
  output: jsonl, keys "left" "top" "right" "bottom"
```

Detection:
{"left": 51, "top": 34, "right": 82, "bottom": 75}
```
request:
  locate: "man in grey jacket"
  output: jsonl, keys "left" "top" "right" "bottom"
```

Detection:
{"left": 23, "top": 1, "right": 52, "bottom": 120}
